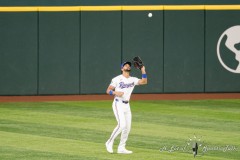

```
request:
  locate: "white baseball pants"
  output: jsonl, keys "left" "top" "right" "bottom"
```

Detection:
{"left": 106, "top": 98, "right": 132, "bottom": 150}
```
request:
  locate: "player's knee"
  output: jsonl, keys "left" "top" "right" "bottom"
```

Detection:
{"left": 127, "top": 127, "right": 131, "bottom": 133}
{"left": 119, "top": 124, "right": 127, "bottom": 131}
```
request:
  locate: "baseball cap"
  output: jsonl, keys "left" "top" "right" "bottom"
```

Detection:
{"left": 121, "top": 61, "right": 131, "bottom": 68}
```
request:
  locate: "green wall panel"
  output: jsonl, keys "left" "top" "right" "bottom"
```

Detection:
{"left": 39, "top": 12, "right": 80, "bottom": 94}
{"left": 1, "top": 9, "right": 240, "bottom": 95}
{"left": 122, "top": 11, "right": 163, "bottom": 93}
{"left": 164, "top": 11, "right": 204, "bottom": 93}
{"left": 0, "top": 12, "right": 37, "bottom": 95}
{"left": 205, "top": 11, "right": 240, "bottom": 92}
{"left": 80, "top": 11, "right": 121, "bottom": 94}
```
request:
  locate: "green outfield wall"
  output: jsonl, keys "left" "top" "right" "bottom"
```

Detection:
{"left": 0, "top": 4, "right": 240, "bottom": 95}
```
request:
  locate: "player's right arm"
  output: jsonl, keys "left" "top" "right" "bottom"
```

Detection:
{"left": 106, "top": 77, "right": 124, "bottom": 97}
{"left": 106, "top": 85, "right": 124, "bottom": 97}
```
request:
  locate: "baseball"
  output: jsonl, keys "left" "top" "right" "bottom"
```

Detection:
{"left": 148, "top": 13, "right": 152, "bottom": 18}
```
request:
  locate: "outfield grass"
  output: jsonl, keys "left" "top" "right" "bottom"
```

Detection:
{"left": 0, "top": 100, "right": 239, "bottom": 160}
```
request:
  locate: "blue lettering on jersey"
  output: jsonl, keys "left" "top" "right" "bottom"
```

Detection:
{"left": 119, "top": 82, "right": 134, "bottom": 89}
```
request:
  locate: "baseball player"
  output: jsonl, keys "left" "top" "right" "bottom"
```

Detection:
{"left": 105, "top": 61, "right": 147, "bottom": 154}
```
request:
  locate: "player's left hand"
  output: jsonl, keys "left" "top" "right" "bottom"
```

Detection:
{"left": 141, "top": 66, "right": 146, "bottom": 72}
{"left": 132, "top": 56, "right": 144, "bottom": 70}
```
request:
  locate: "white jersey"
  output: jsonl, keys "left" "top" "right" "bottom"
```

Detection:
{"left": 110, "top": 75, "right": 140, "bottom": 101}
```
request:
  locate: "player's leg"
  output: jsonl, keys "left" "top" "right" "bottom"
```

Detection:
{"left": 106, "top": 100, "right": 126, "bottom": 153}
{"left": 118, "top": 103, "right": 132, "bottom": 154}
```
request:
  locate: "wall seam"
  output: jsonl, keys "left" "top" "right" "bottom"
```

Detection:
{"left": 121, "top": 9, "right": 123, "bottom": 64}
{"left": 203, "top": 9, "right": 206, "bottom": 93}
{"left": 162, "top": 9, "right": 165, "bottom": 93}
{"left": 37, "top": 11, "right": 40, "bottom": 95}
{"left": 79, "top": 10, "right": 81, "bottom": 94}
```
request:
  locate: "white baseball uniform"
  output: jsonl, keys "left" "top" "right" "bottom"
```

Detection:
{"left": 106, "top": 74, "right": 140, "bottom": 150}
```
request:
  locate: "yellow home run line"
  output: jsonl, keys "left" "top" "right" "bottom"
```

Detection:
{"left": 164, "top": 5, "right": 205, "bottom": 10}
{"left": 205, "top": 5, "right": 240, "bottom": 10}
{"left": 0, "top": 5, "right": 240, "bottom": 12}
{"left": 122, "top": 5, "right": 164, "bottom": 10}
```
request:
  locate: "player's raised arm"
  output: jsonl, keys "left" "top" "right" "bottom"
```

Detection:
{"left": 138, "top": 66, "right": 147, "bottom": 85}
{"left": 132, "top": 56, "right": 147, "bottom": 85}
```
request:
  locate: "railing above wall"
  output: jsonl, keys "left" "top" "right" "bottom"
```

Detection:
{"left": 0, "top": 0, "right": 239, "bottom": 6}
{"left": 1, "top": 5, "right": 240, "bottom": 12}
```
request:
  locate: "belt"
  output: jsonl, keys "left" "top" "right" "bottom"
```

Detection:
{"left": 122, "top": 101, "right": 129, "bottom": 104}
{"left": 115, "top": 99, "right": 129, "bottom": 104}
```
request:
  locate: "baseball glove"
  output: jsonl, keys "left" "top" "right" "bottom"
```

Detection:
{"left": 132, "top": 56, "right": 144, "bottom": 70}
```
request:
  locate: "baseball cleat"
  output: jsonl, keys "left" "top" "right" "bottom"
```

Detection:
{"left": 117, "top": 148, "right": 133, "bottom": 154}
{"left": 105, "top": 142, "right": 113, "bottom": 153}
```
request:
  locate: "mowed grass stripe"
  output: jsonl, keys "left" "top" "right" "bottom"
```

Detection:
{"left": 0, "top": 119, "right": 202, "bottom": 151}
{"left": 1, "top": 101, "right": 238, "bottom": 128}
{"left": 1, "top": 100, "right": 239, "bottom": 124}
{"left": 0, "top": 131, "right": 231, "bottom": 160}
{"left": 0, "top": 146, "right": 99, "bottom": 160}
{"left": 1, "top": 109, "right": 238, "bottom": 134}
{"left": 2, "top": 100, "right": 239, "bottom": 116}
{"left": 0, "top": 101, "right": 239, "bottom": 144}
{"left": 0, "top": 100, "right": 239, "bottom": 160}
{"left": 0, "top": 108, "right": 238, "bottom": 145}
{"left": 0, "top": 118, "right": 238, "bottom": 151}
{"left": 0, "top": 131, "right": 114, "bottom": 160}
{"left": 0, "top": 114, "right": 238, "bottom": 146}
{"left": 0, "top": 131, "right": 184, "bottom": 160}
